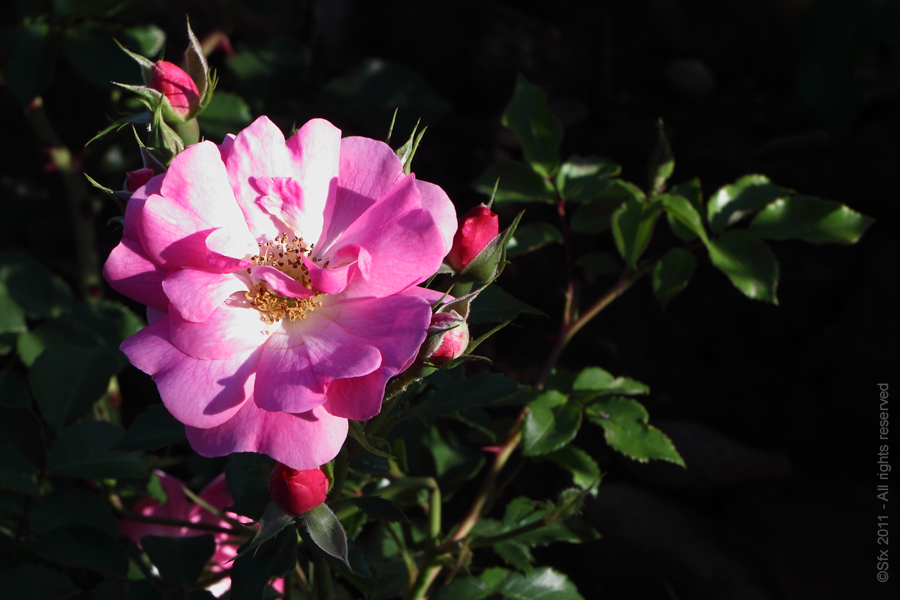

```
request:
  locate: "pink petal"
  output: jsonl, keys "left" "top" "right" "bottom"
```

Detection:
{"left": 253, "top": 176, "right": 308, "bottom": 234}
{"left": 103, "top": 237, "right": 169, "bottom": 312}
{"left": 121, "top": 319, "right": 258, "bottom": 428}
{"left": 168, "top": 300, "right": 269, "bottom": 361}
{"left": 302, "top": 244, "right": 370, "bottom": 295}
{"left": 322, "top": 369, "right": 392, "bottom": 421}
{"left": 254, "top": 311, "right": 383, "bottom": 413}
{"left": 399, "top": 285, "right": 451, "bottom": 305}
{"left": 249, "top": 266, "right": 317, "bottom": 299}
{"left": 317, "top": 136, "right": 404, "bottom": 254}
{"left": 162, "top": 270, "right": 246, "bottom": 323}
{"left": 226, "top": 117, "right": 293, "bottom": 240}
{"left": 285, "top": 118, "right": 341, "bottom": 243}
{"left": 118, "top": 471, "right": 194, "bottom": 544}
{"left": 329, "top": 175, "right": 449, "bottom": 298}
{"left": 415, "top": 179, "right": 458, "bottom": 255}
{"left": 185, "top": 401, "right": 348, "bottom": 471}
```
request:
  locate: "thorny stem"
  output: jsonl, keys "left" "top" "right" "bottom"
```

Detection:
{"left": 25, "top": 97, "right": 101, "bottom": 300}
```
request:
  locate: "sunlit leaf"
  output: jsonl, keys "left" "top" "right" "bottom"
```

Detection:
{"left": 507, "top": 223, "right": 563, "bottom": 257}
{"left": 748, "top": 195, "right": 873, "bottom": 244}
{"left": 707, "top": 230, "right": 779, "bottom": 304}
{"left": 707, "top": 174, "right": 792, "bottom": 233}
{"left": 611, "top": 198, "right": 662, "bottom": 267}
{"left": 473, "top": 161, "right": 556, "bottom": 205}
{"left": 522, "top": 391, "right": 582, "bottom": 456}
{"left": 586, "top": 397, "right": 684, "bottom": 466}
{"left": 502, "top": 74, "right": 563, "bottom": 177}
{"left": 652, "top": 247, "right": 697, "bottom": 308}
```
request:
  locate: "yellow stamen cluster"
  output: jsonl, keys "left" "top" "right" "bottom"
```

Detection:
{"left": 243, "top": 282, "right": 323, "bottom": 325}
{"left": 244, "top": 232, "right": 324, "bottom": 325}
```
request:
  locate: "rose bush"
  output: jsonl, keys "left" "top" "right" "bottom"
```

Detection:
{"left": 105, "top": 116, "right": 456, "bottom": 469}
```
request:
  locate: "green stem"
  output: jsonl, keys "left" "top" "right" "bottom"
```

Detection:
{"left": 25, "top": 97, "right": 101, "bottom": 300}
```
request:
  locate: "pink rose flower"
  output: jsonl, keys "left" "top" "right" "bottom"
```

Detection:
{"left": 149, "top": 60, "right": 200, "bottom": 120}
{"left": 104, "top": 116, "right": 456, "bottom": 469}
{"left": 268, "top": 463, "right": 329, "bottom": 516}
{"left": 119, "top": 471, "right": 263, "bottom": 597}
{"left": 446, "top": 205, "right": 499, "bottom": 271}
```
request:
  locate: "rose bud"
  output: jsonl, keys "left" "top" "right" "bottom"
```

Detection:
{"left": 124, "top": 168, "right": 155, "bottom": 192}
{"left": 149, "top": 60, "right": 200, "bottom": 121}
{"left": 447, "top": 205, "right": 500, "bottom": 272}
{"left": 268, "top": 464, "right": 329, "bottom": 517}
{"left": 418, "top": 310, "right": 469, "bottom": 365}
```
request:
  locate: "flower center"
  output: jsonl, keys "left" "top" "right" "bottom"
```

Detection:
{"left": 244, "top": 232, "right": 324, "bottom": 325}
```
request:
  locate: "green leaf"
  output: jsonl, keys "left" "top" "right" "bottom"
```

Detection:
{"left": 652, "top": 247, "right": 697, "bottom": 308}
{"left": 30, "top": 345, "right": 118, "bottom": 431}
{"left": 346, "top": 496, "right": 410, "bottom": 524}
{"left": 6, "top": 24, "right": 58, "bottom": 106}
{"left": 29, "top": 487, "right": 118, "bottom": 536}
{"left": 507, "top": 223, "right": 563, "bottom": 257}
{"left": 0, "top": 250, "right": 73, "bottom": 321}
{"left": 22, "top": 524, "right": 128, "bottom": 576}
{"left": 302, "top": 503, "right": 350, "bottom": 568}
{"left": 46, "top": 421, "right": 148, "bottom": 480}
{"left": 544, "top": 445, "right": 601, "bottom": 491}
{"left": 225, "top": 453, "right": 273, "bottom": 520}
{"left": 522, "top": 391, "right": 582, "bottom": 456}
{"left": 556, "top": 155, "right": 621, "bottom": 202}
{"left": 648, "top": 119, "right": 674, "bottom": 195}
{"left": 416, "top": 372, "right": 524, "bottom": 416}
{"left": 495, "top": 539, "right": 535, "bottom": 572}
{"left": 570, "top": 179, "right": 645, "bottom": 234}
{"left": 197, "top": 91, "right": 253, "bottom": 140}
{"left": 422, "top": 425, "right": 486, "bottom": 488}
{"left": 496, "top": 566, "right": 585, "bottom": 600}
{"left": 707, "top": 230, "right": 779, "bottom": 304}
{"left": 432, "top": 576, "right": 493, "bottom": 600}
{"left": 232, "top": 530, "right": 298, "bottom": 600}
{"left": 660, "top": 193, "right": 709, "bottom": 245}
{"left": 119, "top": 24, "right": 166, "bottom": 58}
{"left": 469, "top": 284, "right": 545, "bottom": 325}
{"left": 748, "top": 195, "right": 873, "bottom": 244}
{"left": 142, "top": 535, "right": 216, "bottom": 588}
{"left": 572, "top": 367, "right": 649, "bottom": 396}
{"left": 239, "top": 501, "right": 294, "bottom": 559}
{"left": 473, "top": 161, "right": 556, "bottom": 204}
{"left": 611, "top": 198, "right": 662, "bottom": 267}
{"left": 667, "top": 177, "right": 704, "bottom": 242}
{"left": 116, "top": 403, "right": 186, "bottom": 451}
{"left": 707, "top": 174, "right": 793, "bottom": 234}
{"left": 586, "top": 397, "right": 684, "bottom": 466}
{"left": 502, "top": 74, "right": 563, "bottom": 177}
{"left": 575, "top": 251, "right": 620, "bottom": 275}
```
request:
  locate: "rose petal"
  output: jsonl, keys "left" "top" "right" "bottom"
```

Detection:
{"left": 162, "top": 270, "right": 246, "bottom": 323}
{"left": 317, "top": 136, "right": 404, "bottom": 254}
{"left": 185, "top": 401, "right": 348, "bottom": 471}
{"left": 285, "top": 118, "right": 341, "bottom": 243}
{"left": 121, "top": 318, "right": 259, "bottom": 428}
{"left": 168, "top": 298, "right": 269, "bottom": 361}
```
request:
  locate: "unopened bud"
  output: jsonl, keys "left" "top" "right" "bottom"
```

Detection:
{"left": 149, "top": 61, "right": 200, "bottom": 121}
{"left": 124, "top": 168, "right": 155, "bottom": 192}
{"left": 418, "top": 311, "right": 469, "bottom": 365}
{"left": 268, "top": 463, "right": 329, "bottom": 517}
{"left": 447, "top": 205, "right": 500, "bottom": 272}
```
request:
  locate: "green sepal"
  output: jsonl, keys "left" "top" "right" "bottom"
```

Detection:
{"left": 451, "top": 210, "right": 524, "bottom": 283}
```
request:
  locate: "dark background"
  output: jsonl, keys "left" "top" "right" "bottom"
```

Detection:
{"left": 3, "top": 0, "right": 899, "bottom": 598}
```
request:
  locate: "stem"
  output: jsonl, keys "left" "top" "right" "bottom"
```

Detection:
{"left": 536, "top": 265, "right": 650, "bottom": 389}
{"left": 556, "top": 197, "right": 576, "bottom": 333}
{"left": 406, "top": 417, "right": 524, "bottom": 600}
{"left": 24, "top": 97, "right": 101, "bottom": 300}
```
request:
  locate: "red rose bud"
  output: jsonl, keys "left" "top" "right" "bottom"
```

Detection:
{"left": 124, "top": 168, "right": 155, "bottom": 192}
{"left": 447, "top": 205, "right": 500, "bottom": 272}
{"left": 268, "top": 464, "right": 329, "bottom": 517}
{"left": 419, "top": 311, "right": 469, "bottom": 365}
{"left": 149, "top": 61, "right": 200, "bottom": 121}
